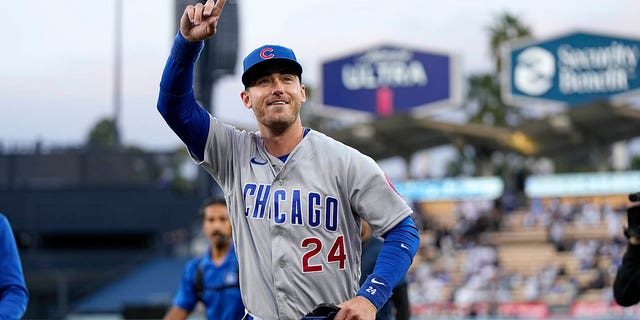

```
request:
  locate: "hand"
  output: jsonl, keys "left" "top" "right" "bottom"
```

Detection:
{"left": 334, "top": 296, "right": 377, "bottom": 320}
{"left": 180, "top": 0, "right": 227, "bottom": 42}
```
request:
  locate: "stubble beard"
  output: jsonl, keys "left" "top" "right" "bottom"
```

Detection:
{"left": 259, "top": 105, "right": 299, "bottom": 133}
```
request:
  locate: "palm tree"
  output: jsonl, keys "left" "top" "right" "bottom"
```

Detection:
{"left": 454, "top": 13, "right": 532, "bottom": 178}
{"left": 467, "top": 12, "right": 532, "bottom": 127}
{"left": 489, "top": 13, "right": 532, "bottom": 73}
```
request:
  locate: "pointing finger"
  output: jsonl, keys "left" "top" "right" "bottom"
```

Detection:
{"left": 214, "top": 0, "right": 227, "bottom": 12}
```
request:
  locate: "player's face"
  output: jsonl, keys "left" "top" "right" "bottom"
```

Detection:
{"left": 202, "top": 204, "right": 232, "bottom": 250}
{"left": 241, "top": 65, "right": 306, "bottom": 131}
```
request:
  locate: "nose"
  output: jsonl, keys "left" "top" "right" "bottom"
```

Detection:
{"left": 211, "top": 220, "right": 223, "bottom": 230}
{"left": 272, "top": 79, "right": 284, "bottom": 95}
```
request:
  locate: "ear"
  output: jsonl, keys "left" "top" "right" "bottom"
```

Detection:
{"left": 240, "top": 90, "right": 252, "bottom": 109}
{"left": 300, "top": 84, "right": 307, "bottom": 103}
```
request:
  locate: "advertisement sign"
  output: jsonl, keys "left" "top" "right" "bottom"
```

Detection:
{"left": 525, "top": 170, "right": 640, "bottom": 198}
{"left": 322, "top": 44, "right": 459, "bottom": 116}
{"left": 393, "top": 176, "right": 504, "bottom": 201}
{"left": 502, "top": 31, "right": 640, "bottom": 107}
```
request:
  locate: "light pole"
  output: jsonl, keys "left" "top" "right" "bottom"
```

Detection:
{"left": 113, "top": 0, "right": 122, "bottom": 147}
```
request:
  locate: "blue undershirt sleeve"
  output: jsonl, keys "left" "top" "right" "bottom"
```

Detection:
{"left": 157, "top": 31, "right": 210, "bottom": 161}
{"left": 0, "top": 215, "right": 29, "bottom": 319}
{"left": 357, "top": 216, "right": 419, "bottom": 309}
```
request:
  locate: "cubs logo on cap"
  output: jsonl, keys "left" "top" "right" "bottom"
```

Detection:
{"left": 242, "top": 44, "right": 303, "bottom": 86}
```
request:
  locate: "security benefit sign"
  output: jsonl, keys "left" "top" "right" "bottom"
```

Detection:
{"left": 502, "top": 31, "right": 640, "bottom": 106}
{"left": 322, "top": 45, "right": 458, "bottom": 116}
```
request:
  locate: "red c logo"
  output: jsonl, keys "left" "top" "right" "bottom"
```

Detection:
{"left": 259, "top": 47, "right": 275, "bottom": 59}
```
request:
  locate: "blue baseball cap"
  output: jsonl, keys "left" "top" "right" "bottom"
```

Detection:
{"left": 241, "top": 44, "right": 303, "bottom": 87}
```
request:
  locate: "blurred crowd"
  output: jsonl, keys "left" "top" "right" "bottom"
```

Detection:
{"left": 405, "top": 196, "right": 626, "bottom": 315}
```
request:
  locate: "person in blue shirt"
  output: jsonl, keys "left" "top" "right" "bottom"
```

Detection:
{"left": 0, "top": 213, "right": 29, "bottom": 319}
{"left": 164, "top": 197, "right": 244, "bottom": 320}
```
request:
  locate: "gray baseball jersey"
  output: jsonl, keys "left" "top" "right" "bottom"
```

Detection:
{"left": 192, "top": 116, "right": 413, "bottom": 320}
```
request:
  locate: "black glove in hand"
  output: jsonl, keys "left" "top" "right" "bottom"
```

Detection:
{"left": 301, "top": 303, "right": 341, "bottom": 320}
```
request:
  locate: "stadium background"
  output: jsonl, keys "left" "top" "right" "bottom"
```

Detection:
{"left": 2, "top": 1, "right": 640, "bottom": 319}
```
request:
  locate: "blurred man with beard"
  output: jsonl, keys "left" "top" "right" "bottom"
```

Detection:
{"left": 165, "top": 197, "right": 244, "bottom": 320}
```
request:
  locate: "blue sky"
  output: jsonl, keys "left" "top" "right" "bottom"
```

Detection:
{"left": 0, "top": 0, "right": 638, "bottom": 152}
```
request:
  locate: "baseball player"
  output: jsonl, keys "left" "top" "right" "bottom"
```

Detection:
{"left": 0, "top": 213, "right": 29, "bottom": 319}
{"left": 157, "top": 1, "right": 420, "bottom": 319}
{"left": 164, "top": 197, "right": 244, "bottom": 320}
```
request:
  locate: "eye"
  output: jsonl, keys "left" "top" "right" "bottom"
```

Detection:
{"left": 283, "top": 75, "right": 295, "bottom": 82}
{"left": 256, "top": 78, "right": 270, "bottom": 86}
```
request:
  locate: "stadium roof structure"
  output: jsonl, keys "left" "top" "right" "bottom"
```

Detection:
{"left": 69, "top": 257, "right": 187, "bottom": 315}
{"left": 324, "top": 100, "right": 640, "bottom": 161}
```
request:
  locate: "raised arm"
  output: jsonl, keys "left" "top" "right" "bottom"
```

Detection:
{"left": 157, "top": 0, "right": 227, "bottom": 161}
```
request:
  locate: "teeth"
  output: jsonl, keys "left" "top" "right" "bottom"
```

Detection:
{"left": 271, "top": 101, "right": 286, "bottom": 105}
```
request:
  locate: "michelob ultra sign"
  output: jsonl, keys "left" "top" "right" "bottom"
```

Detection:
{"left": 502, "top": 31, "right": 640, "bottom": 107}
{"left": 322, "top": 44, "right": 459, "bottom": 116}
